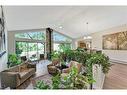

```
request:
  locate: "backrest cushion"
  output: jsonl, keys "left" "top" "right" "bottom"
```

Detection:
{"left": 19, "top": 63, "right": 28, "bottom": 72}
{"left": 6, "top": 65, "right": 19, "bottom": 72}
{"left": 52, "top": 59, "right": 60, "bottom": 66}
{"left": 69, "top": 61, "right": 82, "bottom": 73}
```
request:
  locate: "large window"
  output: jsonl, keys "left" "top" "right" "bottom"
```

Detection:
{"left": 53, "top": 31, "right": 72, "bottom": 51}
{"left": 15, "top": 33, "right": 30, "bottom": 39}
{"left": 16, "top": 42, "right": 27, "bottom": 57}
{"left": 15, "top": 30, "right": 73, "bottom": 58}
{"left": 15, "top": 31, "right": 45, "bottom": 60}
{"left": 53, "top": 32, "right": 72, "bottom": 42}
{"left": 16, "top": 41, "right": 45, "bottom": 60}
{"left": 54, "top": 43, "right": 72, "bottom": 51}
{"left": 28, "top": 42, "right": 38, "bottom": 59}
{"left": 38, "top": 43, "right": 44, "bottom": 55}
{"left": 15, "top": 31, "right": 45, "bottom": 40}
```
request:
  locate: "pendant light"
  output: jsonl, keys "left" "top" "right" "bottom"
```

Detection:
{"left": 84, "top": 22, "right": 92, "bottom": 40}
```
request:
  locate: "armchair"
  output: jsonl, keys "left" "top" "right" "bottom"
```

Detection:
{"left": 47, "top": 59, "right": 60, "bottom": 75}
{"left": 61, "top": 61, "right": 82, "bottom": 77}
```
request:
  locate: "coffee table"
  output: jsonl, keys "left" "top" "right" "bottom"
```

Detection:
{"left": 56, "top": 64, "right": 69, "bottom": 73}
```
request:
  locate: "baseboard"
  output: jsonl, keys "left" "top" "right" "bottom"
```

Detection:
{"left": 110, "top": 59, "right": 127, "bottom": 64}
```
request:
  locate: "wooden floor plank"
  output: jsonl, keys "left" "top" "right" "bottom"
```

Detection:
{"left": 103, "top": 63, "right": 127, "bottom": 89}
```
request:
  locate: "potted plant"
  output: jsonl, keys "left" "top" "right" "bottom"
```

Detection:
{"left": 8, "top": 54, "right": 21, "bottom": 67}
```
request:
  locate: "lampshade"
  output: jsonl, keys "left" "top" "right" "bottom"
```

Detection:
{"left": 83, "top": 36, "right": 87, "bottom": 39}
{"left": 87, "top": 36, "right": 92, "bottom": 39}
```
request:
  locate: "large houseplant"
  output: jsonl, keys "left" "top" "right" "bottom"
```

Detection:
{"left": 84, "top": 52, "right": 111, "bottom": 86}
{"left": 86, "top": 53, "right": 111, "bottom": 74}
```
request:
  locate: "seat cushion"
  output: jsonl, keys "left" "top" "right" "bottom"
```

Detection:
{"left": 19, "top": 68, "right": 35, "bottom": 84}
{"left": 19, "top": 72, "right": 28, "bottom": 78}
{"left": 19, "top": 68, "right": 35, "bottom": 78}
{"left": 28, "top": 68, "right": 36, "bottom": 75}
{"left": 69, "top": 61, "right": 82, "bottom": 73}
{"left": 7, "top": 66, "right": 20, "bottom": 72}
{"left": 48, "top": 66, "right": 56, "bottom": 69}
{"left": 19, "top": 64, "right": 28, "bottom": 72}
{"left": 52, "top": 59, "right": 60, "bottom": 65}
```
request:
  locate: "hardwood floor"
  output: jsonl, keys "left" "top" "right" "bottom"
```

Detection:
{"left": 103, "top": 63, "right": 127, "bottom": 89}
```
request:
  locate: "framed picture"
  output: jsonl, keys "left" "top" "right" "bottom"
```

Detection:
{"left": 103, "top": 31, "right": 127, "bottom": 50}
{"left": 117, "top": 31, "right": 127, "bottom": 50}
{"left": 103, "top": 33, "right": 118, "bottom": 50}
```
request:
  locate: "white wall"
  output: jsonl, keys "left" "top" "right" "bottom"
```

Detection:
{"left": 91, "top": 24, "right": 127, "bottom": 63}
{"left": 7, "top": 32, "right": 15, "bottom": 54}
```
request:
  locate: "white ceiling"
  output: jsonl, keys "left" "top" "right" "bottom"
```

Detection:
{"left": 3, "top": 6, "right": 127, "bottom": 39}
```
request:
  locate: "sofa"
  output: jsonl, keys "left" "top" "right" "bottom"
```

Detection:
{"left": 1, "top": 62, "right": 36, "bottom": 89}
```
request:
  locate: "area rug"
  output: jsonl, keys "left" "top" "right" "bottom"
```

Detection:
{"left": 31, "top": 74, "right": 52, "bottom": 88}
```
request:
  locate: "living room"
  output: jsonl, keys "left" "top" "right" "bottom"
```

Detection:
{"left": 0, "top": 5, "right": 127, "bottom": 91}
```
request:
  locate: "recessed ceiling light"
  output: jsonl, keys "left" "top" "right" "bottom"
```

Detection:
{"left": 59, "top": 26, "right": 63, "bottom": 29}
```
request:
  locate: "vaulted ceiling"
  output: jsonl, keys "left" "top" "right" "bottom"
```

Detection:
{"left": 3, "top": 6, "right": 127, "bottom": 39}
